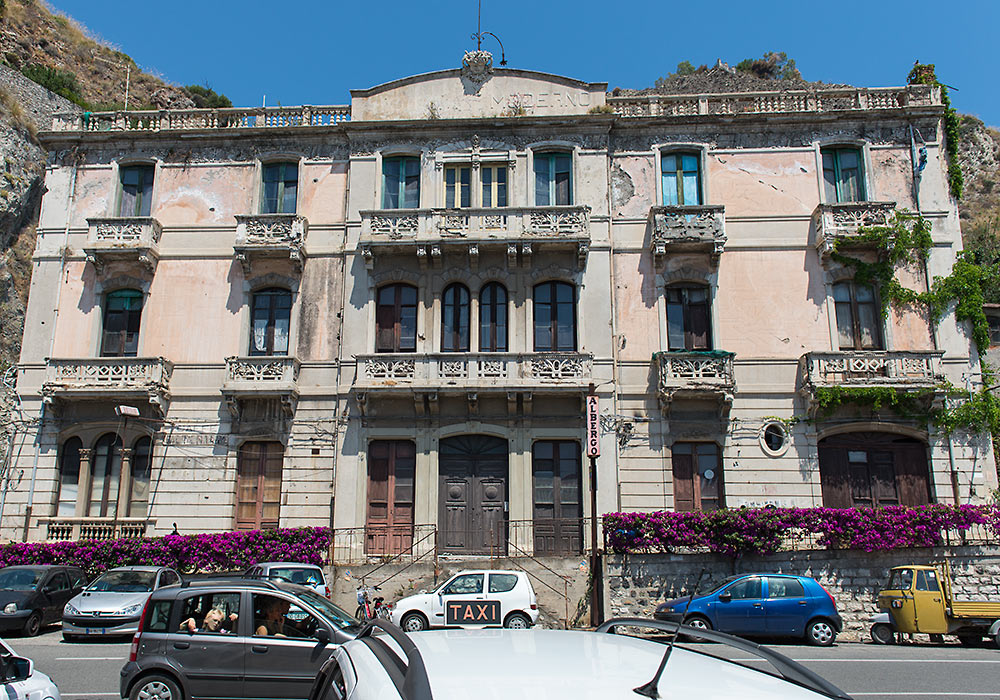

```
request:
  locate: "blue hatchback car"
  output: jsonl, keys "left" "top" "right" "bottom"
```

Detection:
{"left": 654, "top": 573, "right": 843, "bottom": 646}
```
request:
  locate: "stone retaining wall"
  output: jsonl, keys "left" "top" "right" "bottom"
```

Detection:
{"left": 606, "top": 547, "right": 1000, "bottom": 641}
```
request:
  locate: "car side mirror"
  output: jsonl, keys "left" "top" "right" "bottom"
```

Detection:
{"left": 2, "top": 656, "right": 31, "bottom": 682}
{"left": 718, "top": 592, "right": 732, "bottom": 603}
{"left": 314, "top": 628, "right": 331, "bottom": 645}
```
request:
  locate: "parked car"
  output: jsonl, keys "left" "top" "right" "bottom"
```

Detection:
{"left": 0, "top": 564, "right": 87, "bottom": 636}
{"left": 390, "top": 569, "right": 538, "bottom": 632}
{"left": 120, "top": 577, "right": 361, "bottom": 700}
{"left": 0, "top": 636, "right": 60, "bottom": 699}
{"left": 62, "top": 566, "right": 181, "bottom": 640}
{"left": 309, "top": 618, "right": 853, "bottom": 700}
{"left": 245, "top": 562, "right": 331, "bottom": 598}
{"left": 654, "top": 573, "right": 843, "bottom": 646}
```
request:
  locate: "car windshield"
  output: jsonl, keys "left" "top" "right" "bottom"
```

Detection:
{"left": 268, "top": 567, "right": 323, "bottom": 586}
{"left": 888, "top": 569, "right": 914, "bottom": 591}
{"left": 295, "top": 590, "right": 361, "bottom": 631}
{"left": 86, "top": 571, "right": 156, "bottom": 593}
{"left": 0, "top": 569, "right": 43, "bottom": 591}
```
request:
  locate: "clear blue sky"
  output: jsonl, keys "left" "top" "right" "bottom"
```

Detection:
{"left": 50, "top": 0, "right": 997, "bottom": 125}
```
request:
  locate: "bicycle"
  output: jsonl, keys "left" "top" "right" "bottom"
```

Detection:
{"left": 355, "top": 584, "right": 391, "bottom": 621}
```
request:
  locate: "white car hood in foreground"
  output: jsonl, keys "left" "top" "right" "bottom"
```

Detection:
{"left": 5, "top": 668, "right": 61, "bottom": 700}
{"left": 405, "top": 630, "right": 832, "bottom": 700}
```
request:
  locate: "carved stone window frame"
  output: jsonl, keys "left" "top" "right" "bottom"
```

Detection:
{"left": 652, "top": 143, "right": 710, "bottom": 207}
{"left": 110, "top": 156, "right": 160, "bottom": 219}
{"left": 369, "top": 271, "right": 422, "bottom": 354}
{"left": 93, "top": 274, "right": 152, "bottom": 357}
{"left": 426, "top": 268, "right": 512, "bottom": 353}
{"left": 239, "top": 272, "right": 301, "bottom": 359}
{"left": 655, "top": 265, "right": 719, "bottom": 358}
{"left": 375, "top": 147, "right": 426, "bottom": 211}
{"left": 526, "top": 141, "right": 578, "bottom": 207}
{"left": 433, "top": 139, "right": 517, "bottom": 209}
{"left": 812, "top": 138, "right": 875, "bottom": 205}
{"left": 254, "top": 152, "right": 306, "bottom": 216}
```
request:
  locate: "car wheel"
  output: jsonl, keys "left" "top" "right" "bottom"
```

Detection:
{"left": 683, "top": 615, "right": 712, "bottom": 631}
{"left": 504, "top": 613, "right": 531, "bottom": 629}
{"left": 871, "top": 623, "right": 895, "bottom": 645}
{"left": 22, "top": 611, "right": 41, "bottom": 637}
{"left": 806, "top": 619, "right": 836, "bottom": 647}
{"left": 400, "top": 613, "right": 428, "bottom": 632}
{"left": 130, "top": 675, "right": 182, "bottom": 700}
{"left": 957, "top": 634, "right": 982, "bottom": 647}
{"left": 994, "top": 629, "right": 1000, "bottom": 650}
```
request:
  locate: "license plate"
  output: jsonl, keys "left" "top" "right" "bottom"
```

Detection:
{"left": 85, "top": 628, "right": 106, "bottom": 635}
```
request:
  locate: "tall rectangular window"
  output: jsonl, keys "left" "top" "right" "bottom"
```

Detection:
{"left": 481, "top": 165, "right": 508, "bottom": 208}
{"left": 444, "top": 166, "right": 471, "bottom": 208}
{"left": 382, "top": 156, "right": 420, "bottom": 209}
{"left": 534, "top": 153, "right": 572, "bottom": 206}
{"left": 119, "top": 165, "right": 154, "bottom": 217}
{"left": 250, "top": 288, "right": 292, "bottom": 356}
{"left": 261, "top": 162, "right": 298, "bottom": 214}
{"left": 666, "top": 285, "right": 711, "bottom": 350}
{"left": 533, "top": 281, "right": 576, "bottom": 352}
{"left": 479, "top": 283, "right": 508, "bottom": 352}
{"left": 822, "top": 147, "right": 865, "bottom": 203}
{"left": 833, "top": 281, "right": 882, "bottom": 350}
{"left": 672, "top": 442, "right": 722, "bottom": 512}
{"left": 101, "top": 289, "right": 143, "bottom": 357}
{"left": 661, "top": 153, "right": 701, "bottom": 206}
{"left": 376, "top": 284, "right": 418, "bottom": 353}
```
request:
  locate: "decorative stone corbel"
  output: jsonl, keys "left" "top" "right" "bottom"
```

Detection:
{"left": 225, "top": 395, "right": 241, "bottom": 419}
{"left": 506, "top": 243, "right": 517, "bottom": 268}
{"left": 355, "top": 392, "right": 367, "bottom": 418}
{"left": 521, "top": 242, "right": 532, "bottom": 268}
{"left": 416, "top": 246, "right": 428, "bottom": 269}
{"left": 469, "top": 244, "right": 479, "bottom": 271}
{"left": 235, "top": 251, "right": 252, "bottom": 276}
{"left": 85, "top": 253, "right": 105, "bottom": 277}
{"left": 467, "top": 392, "right": 478, "bottom": 413}
{"left": 523, "top": 391, "right": 533, "bottom": 415}
{"left": 361, "top": 247, "right": 374, "bottom": 270}
{"left": 577, "top": 243, "right": 589, "bottom": 270}
{"left": 430, "top": 245, "right": 442, "bottom": 269}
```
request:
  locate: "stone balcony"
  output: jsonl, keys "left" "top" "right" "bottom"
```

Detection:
{"left": 233, "top": 214, "right": 308, "bottom": 275}
{"left": 655, "top": 351, "right": 736, "bottom": 410}
{"left": 813, "top": 202, "right": 897, "bottom": 259}
{"left": 799, "top": 350, "right": 944, "bottom": 410}
{"left": 42, "top": 517, "right": 149, "bottom": 542}
{"left": 354, "top": 352, "right": 593, "bottom": 411}
{"left": 42, "top": 357, "right": 173, "bottom": 414}
{"left": 359, "top": 206, "right": 591, "bottom": 269}
{"left": 221, "top": 356, "right": 300, "bottom": 417}
{"left": 83, "top": 217, "right": 162, "bottom": 275}
{"left": 648, "top": 205, "right": 726, "bottom": 268}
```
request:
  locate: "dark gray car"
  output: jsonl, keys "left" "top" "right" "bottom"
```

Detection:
{"left": 120, "top": 578, "right": 360, "bottom": 700}
{"left": 0, "top": 565, "right": 87, "bottom": 636}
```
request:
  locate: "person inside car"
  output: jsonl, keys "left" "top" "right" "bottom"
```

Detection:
{"left": 180, "top": 608, "right": 237, "bottom": 634}
{"left": 255, "top": 597, "right": 291, "bottom": 637}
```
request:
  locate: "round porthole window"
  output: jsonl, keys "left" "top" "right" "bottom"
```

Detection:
{"left": 760, "top": 422, "right": 789, "bottom": 456}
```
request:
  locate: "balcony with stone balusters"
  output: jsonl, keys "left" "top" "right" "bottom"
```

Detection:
{"left": 655, "top": 351, "right": 736, "bottom": 412}
{"left": 83, "top": 217, "right": 162, "bottom": 276}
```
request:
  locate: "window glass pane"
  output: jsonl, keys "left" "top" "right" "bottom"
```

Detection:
{"left": 130, "top": 438, "right": 152, "bottom": 517}
{"left": 832, "top": 283, "right": 851, "bottom": 303}
{"left": 281, "top": 178, "right": 296, "bottom": 214}
{"left": 822, "top": 152, "right": 838, "bottom": 203}
{"left": 272, "top": 315, "right": 290, "bottom": 353}
{"left": 445, "top": 168, "right": 456, "bottom": 208}
{"left": 382, "top": 158, "right": 400, "bottom": 209}
{"left": 838, "top": 150, "right": 859, "bottom": 170}
{"left": 681, "top": 155, "right": 698, "bottom": 172}
{"left": 727, "top": 577, "right": 762, "bottom": 600}
{"left": 400, "top": 285, "right": 417, "bottom": 306}
{"left": 489, "top": 574, "right": 519, "bottom": 593}
{"left": 857, "top": 303, "right": 879, "bottom": 349}
{"left": 459, "top": 167, "right": 471, "bottom": 208}
{"left": 667, "top": 302, "right": 685, "bottom": 350}
{"left": 835, "top": 303, "right": 855, "bottom": 349}
{"left": 534, "top": 156, "right": 551, "bottom": 206}
{"left": 496, "top": 167, "right": 507, "bottom": 207}
{"left": 443, "top": 574, "right": 483, "bottom": 595}
{"left": 555, "top": 169, "right": 571, "bottom": 205}
{"left": 681, "top": 171, "right": 699, "bottom": 205}
{"left": 57, "top": 438, "right": 81, "bottom": 517}
{"left": 399, "top": 306, "right": 416, "bottom": 350}
{"left": 768, "top": 578, "right": 805, "bottom": 598}
{"left": 855, "top": 284, "right": 875, "bottom": 303}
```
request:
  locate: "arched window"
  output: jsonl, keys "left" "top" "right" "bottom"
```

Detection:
{"left": 666, "top": 284, "right": 712, "bottom": 350}
{"left": 129, "top": 437, "right": 152, "bottom": 518}
{"left": 533, "top": 281, "right": 576, "bottom": 352}
{"left": 441, "top": 283, "right": 470, "bottom": 352}
{"left": 101, "top": 289, "right": 143, "bottom": 357}
{"left": 376, "top": 284, "right": 418, "bottom": 353}
{"left": 661, "top": 152, "right": 701, "bottom": 206}
{"left": 479, "top": 283, "right": 508, "bottom": 352}
{"left": 90, "top": 433, "right": 123, "bottom": 518}
{"left": 833, "top": 281, "right": 882, "bottom": 350}
{"left": 56, "top": 437, "right": 82, "bottom": 517}
{"left": 250, "top": 288, "right": 292, "bottom": 356}
{"left": 533, "top": 152, "right": 572, "bottom": 206}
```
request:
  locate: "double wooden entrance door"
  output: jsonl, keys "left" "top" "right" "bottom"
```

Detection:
{"left": 439, "top": 435, "right": 508, "bottom": 555}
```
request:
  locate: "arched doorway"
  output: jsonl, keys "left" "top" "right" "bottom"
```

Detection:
{"left": 818, "top": 432, "right": 932, "bottom": 508}
{"left": 439, "top": 435, "right": 508, "bottom": 555}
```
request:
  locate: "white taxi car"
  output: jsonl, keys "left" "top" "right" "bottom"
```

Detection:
{"left": 309, "top": 619, "right": 854, "bottom": 700}
{"left": 389, "top": 570, "right": 538, "bottom": 631}
{"left": 0, "top": 638, "right": 60, "bottom": 700}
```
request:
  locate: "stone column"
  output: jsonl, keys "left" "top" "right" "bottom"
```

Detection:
{"left": 116, "top": 448, "right": 133, "bottom": 521}
{"left": 74, "top": 449, "right": 92, "bottom": 518}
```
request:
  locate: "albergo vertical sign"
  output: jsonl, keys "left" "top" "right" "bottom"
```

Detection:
{"left": 586, "top": 394, "right": 600, "bottom": 457}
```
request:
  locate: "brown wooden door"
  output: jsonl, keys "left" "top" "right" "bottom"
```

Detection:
{"left": 236, "top": 441, "right": 283, "bottom": 530}
{"left": 532, "top": 441, "right": 583, "bottom": 555}
{"left": 818, "top": 433, "right": 931, "bottom": 508}
{"left": 439, "top": 435, "right": 508, "bottom": 555}
{"left": 366, "top": 440, "right": 415, "bottom": 555}
{"left": 671, "top": 442, "right": 723, "bottom": 512}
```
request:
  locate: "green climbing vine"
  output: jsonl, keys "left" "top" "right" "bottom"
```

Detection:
{"left": 908, "top": 62, "right": 962, "bottom": 200}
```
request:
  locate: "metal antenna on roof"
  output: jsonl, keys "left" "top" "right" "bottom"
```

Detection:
{"left": 470, "top": 0, "right": 507, "bottom": 65}
{"left": 633, "top": 569, "right": 706, "bottom": 699}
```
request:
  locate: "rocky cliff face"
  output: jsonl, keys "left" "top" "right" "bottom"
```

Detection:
{"left": 957, "top": 115, "right": 1000, "bottom": 232}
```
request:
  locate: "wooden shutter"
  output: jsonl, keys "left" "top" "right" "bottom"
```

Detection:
{"left": 894, "top": 441, "right": 931, "bottom": 506}
{"left": 818, "top": 442, "right": 852, "bottom": 508}
{"left": 672, "top": 448, "right": 695, "bottom": 512}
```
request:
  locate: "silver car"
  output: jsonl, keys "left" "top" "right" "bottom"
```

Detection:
{"left": 62, "top": 566, "right": 180, "bottom": 640}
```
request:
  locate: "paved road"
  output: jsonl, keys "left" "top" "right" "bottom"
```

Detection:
{"left": 3, "top": 626, "right": 1000, "bottom": 700}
